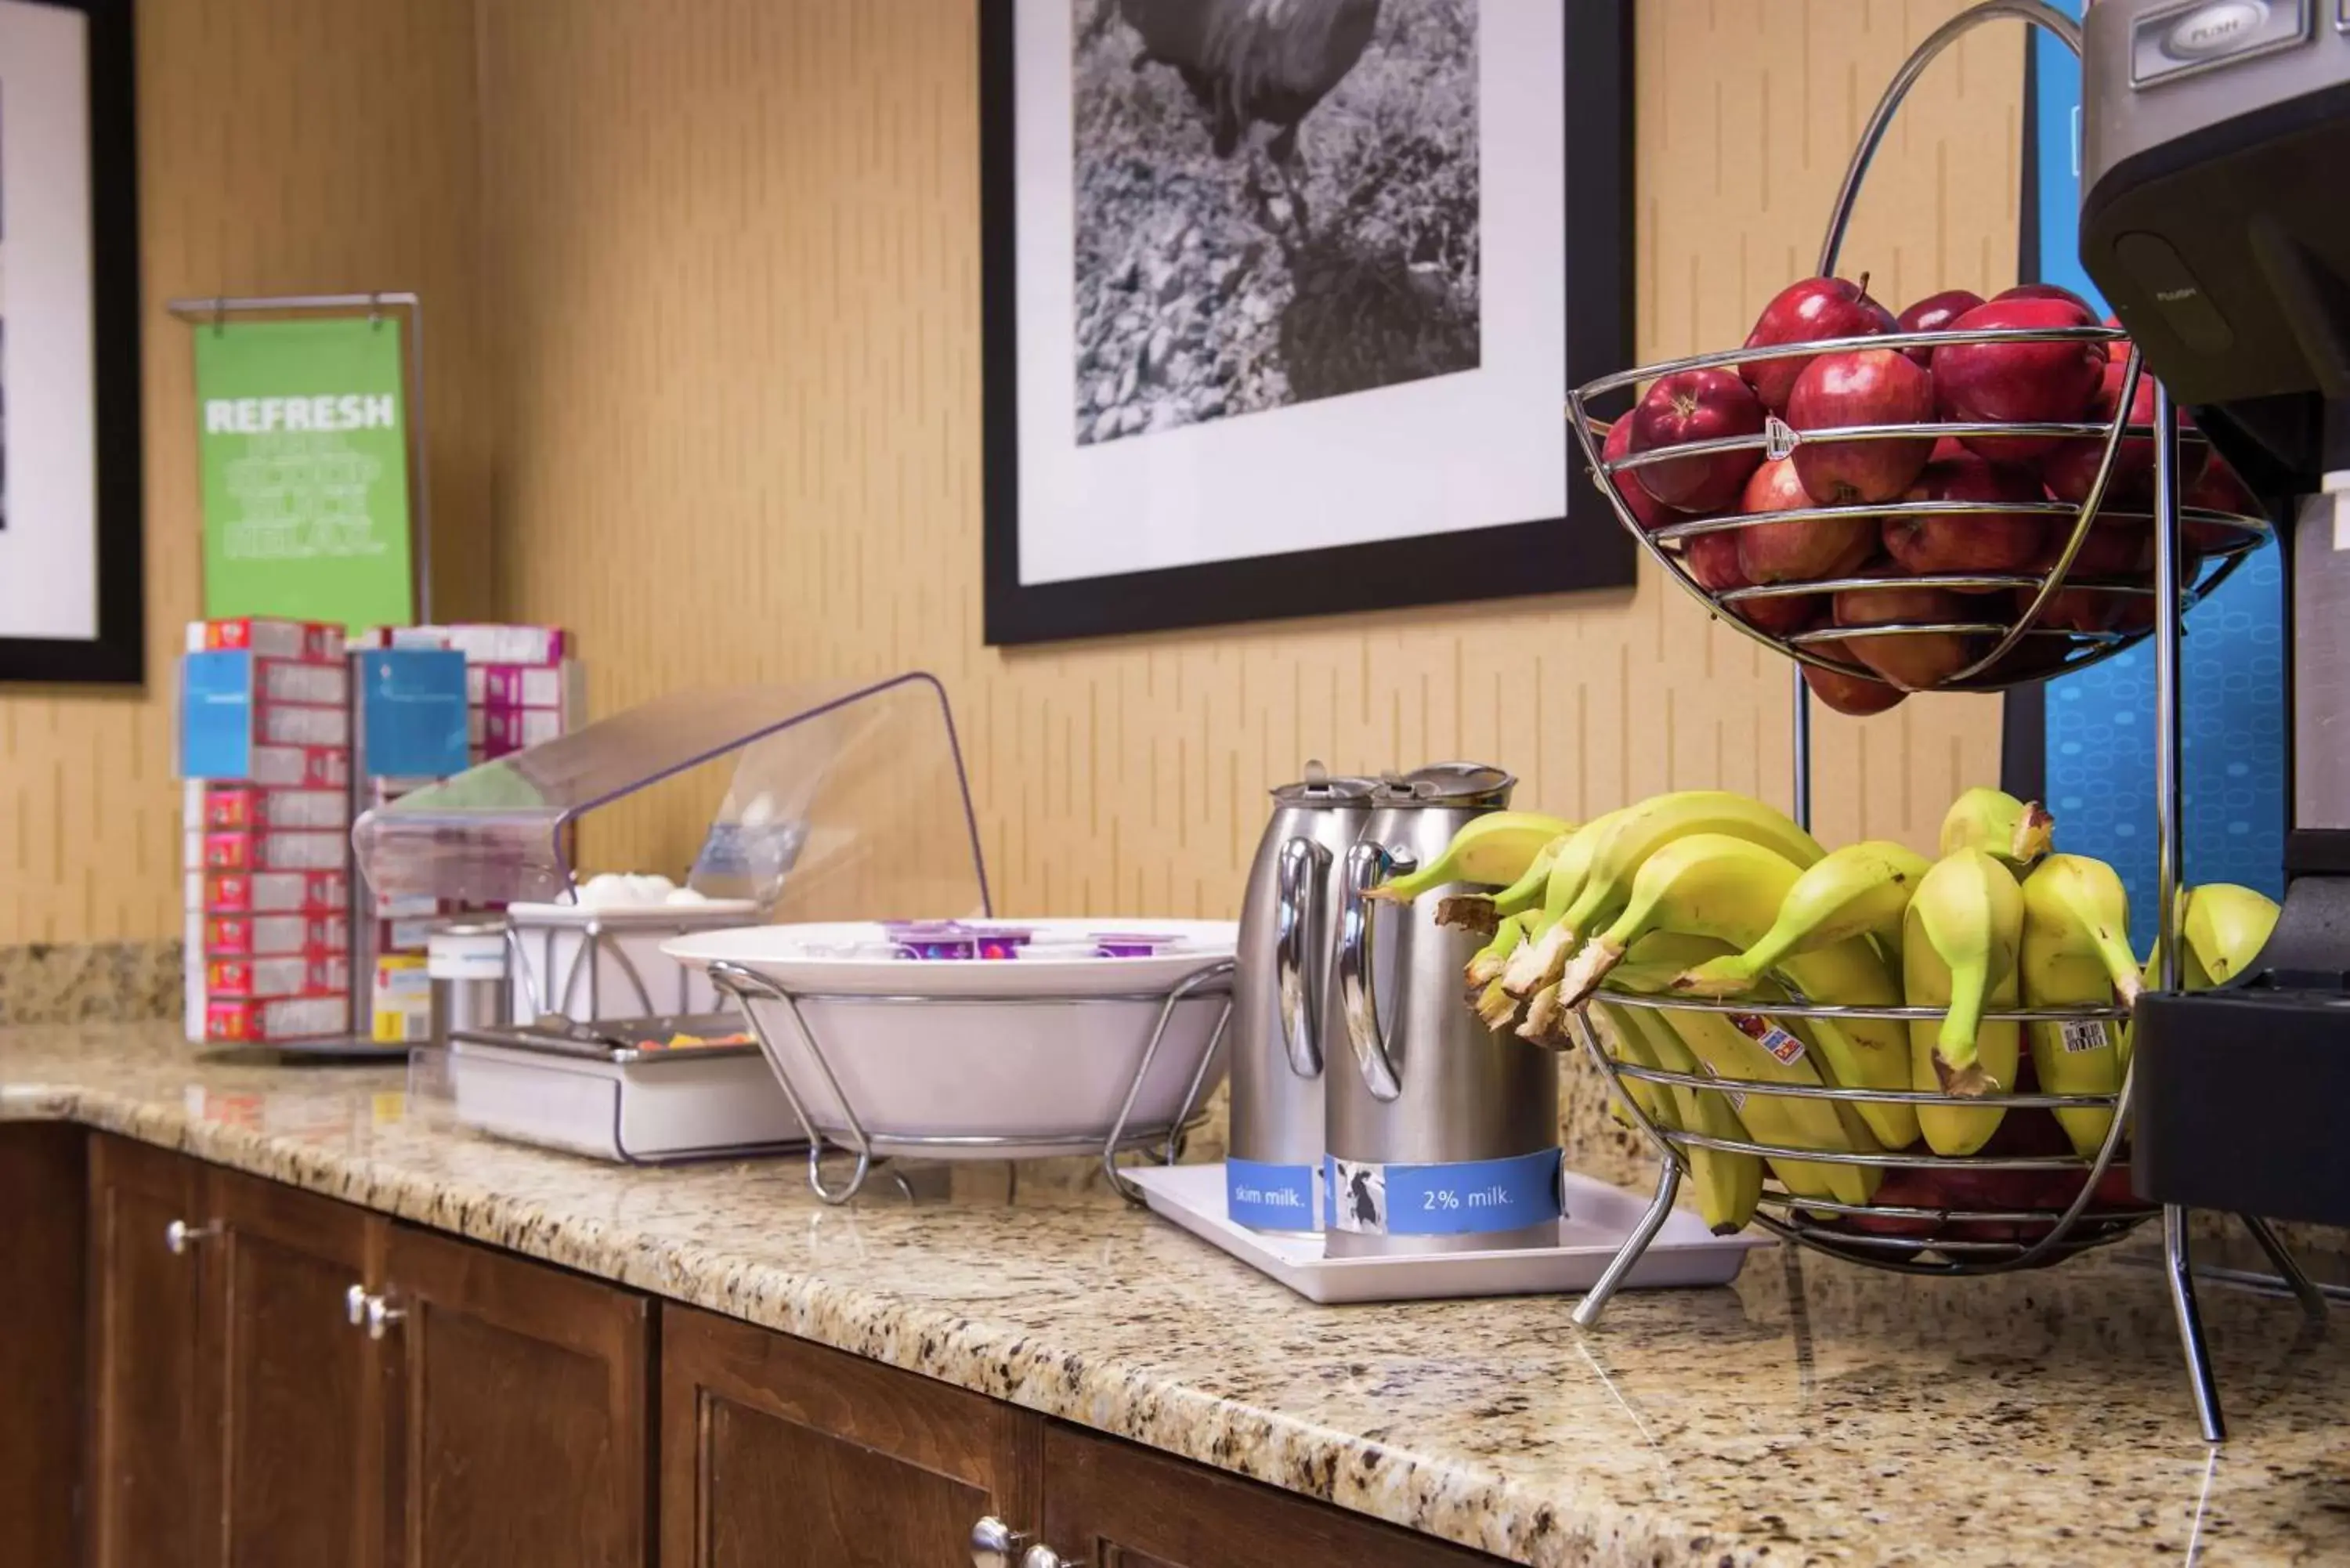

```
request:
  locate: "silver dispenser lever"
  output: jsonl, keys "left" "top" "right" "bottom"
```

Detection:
{"left": 1336, "top": 840, "right": 1413, "bottom": 1103}
{"left": 1274, "top": 836, "right": 1330, "bottom": 1078}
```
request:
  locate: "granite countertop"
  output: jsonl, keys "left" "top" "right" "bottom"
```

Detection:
{"left": 5, "top": 1021, "right": 2346, "bottom": 1566}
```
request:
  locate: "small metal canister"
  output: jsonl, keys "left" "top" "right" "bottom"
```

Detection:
{"left": 427, "top": 919, "right": 511, "bottom": 1047}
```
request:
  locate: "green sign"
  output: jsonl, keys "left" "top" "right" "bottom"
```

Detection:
{"left": 196, "top": 316, "right": 416, "bottom": 630}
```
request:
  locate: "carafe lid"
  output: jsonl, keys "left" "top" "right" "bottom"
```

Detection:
{"left": 1268, "top": 761, "right": 1380, "bottom": 807}
{"left": 1371, "top": 761, "right": 1516, "bottom": 807}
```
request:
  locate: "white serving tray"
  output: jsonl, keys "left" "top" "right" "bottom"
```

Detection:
{"left": 439, "top": 1031, "right": 802, "bottom": 1164}
{"left": 1125, "top": 1162, "right": 1769, "bottom": 1305}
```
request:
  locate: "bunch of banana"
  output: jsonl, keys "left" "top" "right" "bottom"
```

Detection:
{"left": 2017, "top": 854, "right": 2142, "bottom": 1158}
{"left": 1940, "top": 787, "right": 2055, "bottom": 873}
{"left": 1905, "top": 847, "right": 2026, "bottom": 1154}
{"left": 1545, "top": 833, "right": 1919, "bottom": 1147}
{"left": 1596, "top": 995, "right": 1765, "bottom": 1233}
{"left": 2122, "top": 883, "right": 2280, "bottom": 1070}
{"left": 1672, "top": 840, "right": 1929, "bottom": 997}
{"left": 1365, "top": 811, "right": 1575, "bottom": 903}
{"left": 1499, "top": 793, "right": 1824, "bottom": 1005}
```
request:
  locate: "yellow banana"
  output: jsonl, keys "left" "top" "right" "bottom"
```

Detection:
{"left": 1593, "top": 999, "right": 1680, "bottom": 1131}
{"left": 1603, "top": 999, "right": 1763, "bottom": 1233}
{"left": 1939, "top": 786, "right": 2055, "bottom": 872}
{"left": 2019, "top": 855, "right": 2137, "bottom": 1158}
{"left": 1674, "top": 840, "right": 1929, "bottom": 997}
{"left": 1491, "top": 834, "right": 1574, "bottom": 918}
{"left": 2123, "top": 888, "right": 2194, "bottom": 1074}
{"left": 1647, "top": 992, "right": 1882, "bottom": 1208}
{"left": 1553, "top": 834, "right": 1806, "bottom": 1008}
{"left": 1368, "top": 811, "right": 1576, "bottom": 902}
{"left": 2182, "top": 883, "right": 2280, "bottom": 986}
{"left": 1500, "top": 808, "right": 1631, "bottom": 996}
{"left": 1905, "top": 847, "right": 2025, "bottom": 1154}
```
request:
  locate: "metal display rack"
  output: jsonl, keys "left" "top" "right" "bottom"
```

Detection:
{"left": 707, "top": 958, "right": 1235, "bottom": 1205}
{"left": 1556, "top": 0, "right": 2323, "bottom": 1443}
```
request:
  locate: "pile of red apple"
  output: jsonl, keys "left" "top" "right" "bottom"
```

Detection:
{"left": 1603, "top": 275, "right": 2264, "bottom": 716}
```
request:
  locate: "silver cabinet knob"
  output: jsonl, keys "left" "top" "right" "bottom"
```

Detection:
{"left": 363, "top": 1293, "right": 406, "bottom": 1341}
{"left": 163, "top": 1219, "right": 219, "bottom": 1255}
{"left": 971, "top": 1517, "right": 1028, "bottom": 1568}
{"left": 1021, "top": 1547, "right": 1084, "bottom": 1568}
{"left": 345, "top": 1284, "right": 370, "bottom": 1326}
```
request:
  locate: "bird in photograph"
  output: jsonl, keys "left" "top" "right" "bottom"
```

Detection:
{"left": 1094, "top": 0, "right": 1384, "bottom": 236}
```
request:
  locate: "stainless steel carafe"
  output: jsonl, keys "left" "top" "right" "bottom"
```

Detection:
{"left": 1325, "top": 764, "right": 1562, "bottom": 1257}
{"left": 1227, "top": 764, "right": 1377, "bottom": 1233}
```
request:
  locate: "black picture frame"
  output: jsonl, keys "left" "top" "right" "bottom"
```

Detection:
{"left": 980, "top": 0, "right": 1634, "bottom": 647}
{"left": 0, "top": 0, "right": 143, "bottom": 685}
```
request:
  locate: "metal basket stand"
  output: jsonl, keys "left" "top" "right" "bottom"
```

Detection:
{"left": 1556, "top": 0, "right": 2325, "bottom": 1443}
{"left": 707, "top": 958, "right": 1235, "bottom": 1205}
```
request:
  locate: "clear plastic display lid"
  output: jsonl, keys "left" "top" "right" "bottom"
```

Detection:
{"left": 352, "top": 674, "right": 991, "bottom": 920}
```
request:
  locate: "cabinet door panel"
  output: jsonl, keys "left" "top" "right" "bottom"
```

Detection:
{"left": 205, "top": 1168, "right": 384, "bottom": 1568}
{"left": 1041, "top": 1422, "right": 1507, "bottom": 1568}
{"left": 89, "top": 1136, "right": 206, "bottom": 1568}
{"left": 387, "top": 1223, "right": 650, "bottom": 1568}
{"left": 660, "top": 1304, "right": 1041, "bottom": 1568}
{"left": 0, "top": 1125, "right": 86, "bottom": 1568}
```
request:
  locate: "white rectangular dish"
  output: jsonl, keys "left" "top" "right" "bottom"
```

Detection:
{"left": 1125, "top": 1162, "right": 1768, "bottom": 1304}
{"left": 506, "top": 900, "right": 761, "bottom": 1023}
{"left": 432, "top": 1021, "right": 802, "bottom": 1163}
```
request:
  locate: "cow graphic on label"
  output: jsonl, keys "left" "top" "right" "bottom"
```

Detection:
{"left": 1331, "top": 1158, "right": 1387, "bottom": 1234}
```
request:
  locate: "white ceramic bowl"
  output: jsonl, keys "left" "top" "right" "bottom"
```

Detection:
{"left": 662, "top": 920, "right": 1235, "bottom": 1158}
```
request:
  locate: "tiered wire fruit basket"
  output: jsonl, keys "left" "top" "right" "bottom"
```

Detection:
{"left": 1558, "top": 0, "right": 2323, "bottom": 1442}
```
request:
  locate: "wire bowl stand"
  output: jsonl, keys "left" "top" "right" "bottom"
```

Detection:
{"left": 707, "top": 958, "right": 1234, "bottom": 1205}
{"left": 1556, "top": 0, "right": 2321, "bottom": 1443}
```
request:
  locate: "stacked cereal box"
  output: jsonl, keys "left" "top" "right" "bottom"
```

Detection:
{"left": 179, "top": 619, "right": 354, "bottom": 1047}
{"left": 345, "top": 624, "right": 582, "bottom": 1041}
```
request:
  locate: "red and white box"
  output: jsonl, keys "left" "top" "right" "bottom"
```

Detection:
{"left": 444, "top": 623, "right": 566, "bottom": 667}
{"left": 203, "top": 913, "right": 350, "bottom": 959}
{"left": 346, "top": 625, "right": 454, "bottom": 652}
{"left": 201, "top": 786, "right": 349, "bottom": 833}
{"left": 193, "top": 869, "right": 349, "bottom": 916}
{"left": 250, "top": 659, "right": 349, "bottom": 706}
{"left": 480, "top": 707, "right": 562, "bottom": 756}
{"left": 247, "top": 701, "right": 349, "bottom": 749}
{"left": 472, "top": 663, "right": 566, "bottom": 708}
{"left": 205, "top": 993, "right": 349, "bottom": 1044}
{"left": 203, "top": 955, "right": 351, "bottom": 999}
{"left": 246, "top": 743, "right": 350, "bottom": 790}
{"left": 197, "top": 829, "right": 349, "bottom": 873}
{"left": 368, "top": 887, "right": 440, "bottom": 920}
{"left": 189, "top": 617, "right": 344, "bottom": 664}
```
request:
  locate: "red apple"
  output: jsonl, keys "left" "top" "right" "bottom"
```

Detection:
{"left": 1786, "top": 349, "right": 1936, "bottom": 504}
{"left": 1682, "top": 525, "right": 1825, "bottom": 638}
{"left": 1802, "top": 638, "right": 1907, "bottom": 715}
{"left": 1895, "top": 288, "right": 1984, "bottom": 364}
{"left": 2039, "top": 356, "right": 2207, "bottom": 507}
{"left": 1933, "top": 298, "right": 2106, "bottom": 463}
{"left": 1628, "top": 369, "right": 1766, "bottom": 513}
{"left": 1833, "top": 580, "right": 1979, "bottom": 690}
{"left": 2183, "top": 458, "right": 2265, "bottom": 551}
{"left": 1999, "top": 282, "right": 2097, "bottom": 314}
{"left": 1734, "top": 455, "right": 1877, "bottom": 584}
{"left": 1682, "top": 529, "right": 1744, "bottom": 591}
{"left": 2019, "top": 524, "right": 2148, "bottom": 633}
{"left": 2101, "top": 315, "right": 2130, "bottom": 363}
{"left": 1739, "top": 274, "right": 1896, "bottom": 414}
{"left": 1883, "top": 453, "right": 2047, "bottom": 587}
{"left": 1600, "top": 417, "right": 1673, "bottom": 531}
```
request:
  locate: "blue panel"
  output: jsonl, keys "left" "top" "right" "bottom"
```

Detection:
{"left": 2030, "top": 10, "right": 2283, "bottom": 923}
{"left": 179, "top": 650, "right": 257, "bottom": 782}
{"left": 358, "top": 649, "right": 470, "bottom": 779}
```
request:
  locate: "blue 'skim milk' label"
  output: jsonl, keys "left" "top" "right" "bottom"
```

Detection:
{"left": 1323, "top": 1148, "right": 1563, "bottom": 1237}
{"left": 1225, "top": 1158, "right": 1321, "bottom": 1231}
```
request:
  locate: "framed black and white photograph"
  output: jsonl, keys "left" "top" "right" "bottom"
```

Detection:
{"left": 982, "top": 0, "right": 1631, "bottom": 646}
{"left": 0, "top": 0, "right": 142, "bottom": 684}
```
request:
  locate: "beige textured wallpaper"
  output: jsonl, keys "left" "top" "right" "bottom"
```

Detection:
{"left": 482, "top": 0, "right": 2025, "bottom": 916}
{"left": 2, "top": 0, "right": 2025, "bottom": 942}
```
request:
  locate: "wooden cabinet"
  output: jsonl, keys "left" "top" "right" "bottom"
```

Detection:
{"left": 385, "top": 1223, "right": 652, "bottom": 1568}
{"left": 203, "top": 1166, "right": 388, "bottom": 1568}
{"left": 70, "top": 1140, "right": 1501, "bottom": 1568}
{"left": 90, "top": 1135, "right": 208, "bottom": 1568}
{"left": 1039, "top": 1422, "right": 1506, "bottom": 1568}
{"left": 0, "top": 1125, "right": 87, "bottom": 1568}
{"left": 660, "top": 1303, "right": 1039, "bottom": 1568}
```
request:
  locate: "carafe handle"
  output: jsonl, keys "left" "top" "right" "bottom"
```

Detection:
{"left": 1274, "top": 836, "right": 1331, "bottom": 1078}
{"left": 1336, "top": 840, "right": 1413, "bottom": 1103}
